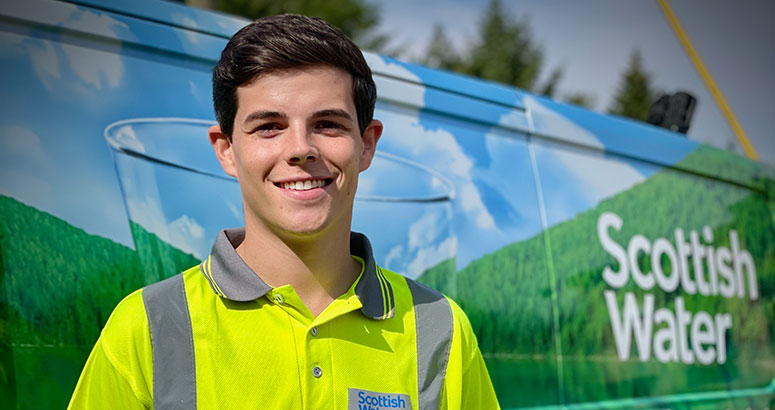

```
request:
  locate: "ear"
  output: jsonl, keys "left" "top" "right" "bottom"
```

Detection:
{"left": 358, "top": 119, "right": 382, "bottom": 172}
{"left": 208, "top": 124, "right": 238, "bottom": 178}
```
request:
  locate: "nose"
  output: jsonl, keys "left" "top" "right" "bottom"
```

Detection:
{"left": 285, "top": 125, "right": 318, "bottom": 165}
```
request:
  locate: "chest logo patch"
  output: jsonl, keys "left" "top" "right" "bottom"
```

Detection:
{"left": 348, "top": 388, "right": 411, "bottom": 410}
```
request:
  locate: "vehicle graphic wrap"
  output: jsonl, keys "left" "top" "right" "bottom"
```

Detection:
{"left": 0, "top": 1, "right": 773, "bottom": 409}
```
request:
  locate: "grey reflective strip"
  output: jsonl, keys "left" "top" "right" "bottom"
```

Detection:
{"left": 407, "top": 279, "right": 453, "bottom": 410}
{"left": 142, "top": 274, "right": 197, "bottom": 410}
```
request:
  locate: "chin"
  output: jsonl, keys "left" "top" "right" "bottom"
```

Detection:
{"left": 277, "top": 217, "right": 331, "bottom": 237}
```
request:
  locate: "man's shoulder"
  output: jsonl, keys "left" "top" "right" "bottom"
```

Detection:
{"left": 102, "top": 265, "right": 202, "bottom": 340}
{"left": 103, "top": 287, "right": 146, "bottom": 336}
{"left": 379, "top": 267, "right": 472, "bottom": 330}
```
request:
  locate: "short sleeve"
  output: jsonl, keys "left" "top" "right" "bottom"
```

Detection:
{"left": 67, "top": 289, "right": 153, "bottom": 410}
{"left": 443, "top": 298, "right": 500, "bottom": 410}
{"left": 458, "top": 346, "right": 500, "bottom": 410}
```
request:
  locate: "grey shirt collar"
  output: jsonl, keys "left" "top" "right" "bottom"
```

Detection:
{"left": 199, "top": 228, "right": 395, "bottom": 320}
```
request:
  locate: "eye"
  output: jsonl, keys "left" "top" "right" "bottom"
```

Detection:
{"left": 253, "top": 122, "right": 283, "bottom": 137}
{"left": 318, "top": 120, "right": 340, "bottom": 129}
{"left": 315, "top": 120, "right": 347, "bottom": 134}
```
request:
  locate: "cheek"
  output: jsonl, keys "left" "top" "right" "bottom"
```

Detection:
{"left": 233, "top": 144, "right": 275, "bottom": 178}
{"left": 332, "top": 139, "right": 361, "bottom": 168}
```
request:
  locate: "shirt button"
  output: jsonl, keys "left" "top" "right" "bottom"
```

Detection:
{"left": 312, "top": 366, "right": 322, "bottom": 378}
{"left": 310, "top": 327, "right": 318, "bottom": 336}
{"left": 273, "top": 294, "right": 284, "bottom": 304}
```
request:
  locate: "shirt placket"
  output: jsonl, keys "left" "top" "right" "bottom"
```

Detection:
{"left": 303, "top": 321, "right": 333, "bottom": 410}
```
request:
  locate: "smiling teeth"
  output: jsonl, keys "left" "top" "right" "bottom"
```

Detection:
{"left": 282, "top": 180, "right": 326, "bottom": 190}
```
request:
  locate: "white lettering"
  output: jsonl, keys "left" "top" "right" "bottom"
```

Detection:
{"left": 703, "top": 227, "right": 719, "bottom": 295}
{"left": 714, "top": 313, "right": 732, "bottom": 364}
{"left": 690, "top": 230, "right": 711, "bottom": 295}
{"left": 675, "top": 229, "right": 697, "bottom": 295}
{"left": 628, "top": 235, "right": 654, "bottom": 290}
{"left": 599, "top": 212, "right": 629, "bottom": 288}
{"left": 651, "top": 238, "right": 680, "bottom": 292}
{"left": 730, "top": 230, "right": 758, "bottom": 300}
{"left": 605, "top": 292, "right": 732, "bottom": 365}
{"left": 595, "top": 213, "right": 753, "bottom": 367}
{"left": 715, "top": 246, "right": 736, "bottom": 298}
{"left": 653, "top": 307, "right": 678, "bottom": 362}
{"left": 675, "top": 297, "right": 694, "bottom": 364}
{"left": 691, "top": 311, "right": 716, "bottom": 365}
{"left": 605, "top": 291, "right": 653, "bottom": 361}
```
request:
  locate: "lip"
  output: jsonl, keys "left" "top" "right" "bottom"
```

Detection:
{"left": 272, "top": 176, "right": 334, "bottom": 200}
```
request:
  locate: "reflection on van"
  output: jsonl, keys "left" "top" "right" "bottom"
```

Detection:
{"left": 0, "top": 0, "right": 772, "bottom": 409}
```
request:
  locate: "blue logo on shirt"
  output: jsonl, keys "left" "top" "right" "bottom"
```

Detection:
{"left": 348, "top": 388, "right": 410, "bottom": 410}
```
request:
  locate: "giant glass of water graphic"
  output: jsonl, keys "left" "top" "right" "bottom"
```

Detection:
{"left": 105, "top": 118, "right": 454, "bottom": 283}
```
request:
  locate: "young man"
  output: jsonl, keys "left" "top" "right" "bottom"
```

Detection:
{"left": 68, "top": 14, "right": 499, "bottom": 410}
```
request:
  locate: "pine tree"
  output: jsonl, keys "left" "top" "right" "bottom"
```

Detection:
{"left": 420, "top": 24, "right": 463, "bottom": 72}
{"left": 417, "top": 0, "right": 565, "bottom": 99}
{"left": 565, "top": 92, "right": 596, "bottom": 109}
{"left": 213, "top": 0, "right": 381, "bottom": 48}
{"left": 608, "top": 50, "right": 657, "bottom": 121}
{"left": 465, "top": 0, "right": 543, "bottom": 90}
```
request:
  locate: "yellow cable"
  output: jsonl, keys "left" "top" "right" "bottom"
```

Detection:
{"left": 657, "top": 0, "right": 758, "bottom": 160}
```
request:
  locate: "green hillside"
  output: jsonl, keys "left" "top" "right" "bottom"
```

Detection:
{"left": 0, "top": 195, "right": 199, "bottom": 410}
{"left": 418, "top": 146, "right": 775, "bottom": 407}
{"left": 0, "top": 195, "right": 200, "bottom": 347}
{"left": 419, "top": 146, "right": 774, "bottom": 356}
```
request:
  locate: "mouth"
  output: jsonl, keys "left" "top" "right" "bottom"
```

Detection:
{"left": 274, "top": 178, "right": 333, "bottom": 191}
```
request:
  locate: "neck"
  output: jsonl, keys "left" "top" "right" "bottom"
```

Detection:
{"left": 236, "top": 219, "right": 361, "bottom": 317}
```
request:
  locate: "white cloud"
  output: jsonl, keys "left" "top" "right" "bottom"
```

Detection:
{"left": 170, "top": 214, "right": 205, "bottom": 239}
{"left": 523, "top": 95, "right": 602, "bottom": 149}
{"left": 173, "top": 15, "right": 201, "bottom": 45}
{"left": 168, "top": 214, "right": 206, "bottom": 257}
{"left": 59, "top": 11, "right": 127, "bottom": 90}
{"left": 67, "top": 9, "right": 128, "bottom": 39}
{"left": 125, "top": 188, "right": 207, "bottom": 259}
{"left": 365, "top": 52, "right": 421, "bottom": 80}
{"left": 0, "top": 125, "right": 48, "bottom": 163}
{"left": 408, "top": 210, "right": 441, "bottom": 250}
{"left": 402, "top": 207, "right": 457, "bottom": 277}
{"left": 552, "top": 148, "right": 645, "bottom": 204}
{"left": 15, "top": 7, "right": 127, "bottom": 92}
{"left": 383, "top": 244, "right": 404, "bottom": 269}
{"left": 459, "top": 183, "right": 495, "bottom": 228}
{"left": 430, "top": 176, "right": 445, "bottom": 189}
{"left": 125, "top": 192, "right": 167, "bottom": 239}
{"left": 61, "top": 43, "right": 123, "bottom": 90}
{"left": 497, "top": 107, "right": 530, "bottom": 130}
{"left": 406, "top": 236, "right": 457, "bottom": 277}
{"left": 365, "top": 53, "right": 425, "bottom": 107}
{"left": 28, "top": 40, "right": 60, "bottom": 90}
{"left": 378, "top": 108, "right": 496, "bottom": 231}
{"left": 108, "top": 124, "right": 145, "bottom": 152}
{"left": 0, "top": 32, "right": 25, "bottom": 52}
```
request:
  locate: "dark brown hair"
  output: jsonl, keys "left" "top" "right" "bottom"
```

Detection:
{"left": 212, "top": 14, "right": 377, "bottom": 138}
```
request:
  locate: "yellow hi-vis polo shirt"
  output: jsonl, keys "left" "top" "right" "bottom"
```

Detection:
{"left": 68, "top": 229, "right": 500, "bottom": 410}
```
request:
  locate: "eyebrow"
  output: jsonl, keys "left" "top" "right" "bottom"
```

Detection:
{"left": 242, "top": 110, "right": 287, "bottom": 125}
{"left": 241, "top": 108, "right": 354, "bottom": 127}
{"left": 312, "top": 109, "right": 353, "bottom": 122}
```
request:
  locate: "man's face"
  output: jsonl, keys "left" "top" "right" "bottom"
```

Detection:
{"left": 210, "top": 66, "right": 381, "bottom": 239}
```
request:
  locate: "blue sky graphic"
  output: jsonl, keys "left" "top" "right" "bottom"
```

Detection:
{"left": 1, "top": 5, "right": 701, "bottom": 274}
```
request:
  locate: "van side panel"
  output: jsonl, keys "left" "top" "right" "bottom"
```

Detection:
{"left": 1, "top": 1, "right": 773, "bottom": 409}
{"left": 0, "top": 1, "right": 229, "bottom": 408}
{"left": 532, "top": 120, "right": 775, "bottom": 407}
